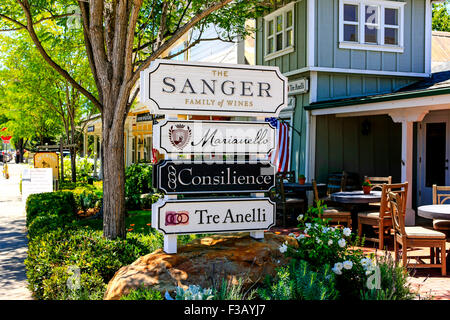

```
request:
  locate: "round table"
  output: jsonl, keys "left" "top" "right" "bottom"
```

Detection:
{"left": 330, "top": 190, "right": 382, "bottom": 204}
{"left": 330, "top": 190, "right": 382, "bottom": 230}
{"left": 417, "top": 204, "right": 450, "bottom": 220}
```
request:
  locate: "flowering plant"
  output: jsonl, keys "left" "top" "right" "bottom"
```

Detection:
{"left": 362, "top": 179, "right": 372, "bottom": 187}
{"left": 279, "top": 202, "right": 378, "bottom": 299}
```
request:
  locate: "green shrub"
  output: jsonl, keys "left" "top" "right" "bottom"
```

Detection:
{"left": 25, "top": 228, "right": 162, "bottom": 300}
{"left": 42, "top": 266, "right": 106, "bottom": 300}
{"left": 125, "top": 163, "right": 153, "bottom": 209}
{"left": 25, "top": 191, "right": 76, "bottom": 228}
{"left": 360, "top": 252, "right": 416, "bottom": 300}
{"left": 258, "top": 260, "right": 338, "bottom": 300}
{"left": 27, "top": 214, "right": 64, "bottom": 239}
{"left": 213, "top": 278, "right": 256, "bottom": 300}
{"left": 120, "top": 287, "right": 163, "bottom": 300}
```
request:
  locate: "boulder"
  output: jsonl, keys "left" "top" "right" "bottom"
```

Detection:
{"left": 104, "top": 232, "right": 298, "bottom": 300}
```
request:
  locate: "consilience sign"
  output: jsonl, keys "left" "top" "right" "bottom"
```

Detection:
{"left": 140, "top": 59, "right": 287, "bottom": 117}
{"left": 152, "top": 198, "right": 275, "bottom": 235}
{"left": 154, "top": 160, "right": 276, "bottom": 194}
{"left": 153, "top": 120, "right": 276, "bottom": 155}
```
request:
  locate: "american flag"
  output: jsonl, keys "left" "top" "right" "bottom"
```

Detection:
{"left": 265, "top": 117, "right": 290, "bottom": 172}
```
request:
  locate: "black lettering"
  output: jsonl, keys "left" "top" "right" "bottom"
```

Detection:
{"left": 221, "top": 80, "right": 235, "bottom": 96}
{"left": 181, "top": 78, "right": 196, "bottom": 94}
{"left": 258, "top": 82, "right": 271, "bottom": 97}
{"left": 162, "top": 77, "right": 176, "bottom": 93}
{"left": 201, "top": 79, "right": 216, "bottom": 94}
{"left": 241, "top": 81, "right": 253, "bottom": 96}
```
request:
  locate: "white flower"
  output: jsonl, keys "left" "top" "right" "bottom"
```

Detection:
{"left": 343, "top": 228, "right": 352, "bottom": 237}
{"left": 279, "top": 243, "right": 288, "bottom": 253}
{"left": 332, "top": 262, "right": 344, "bottom": 275}
{"left": 305, "top": 223, "right": 312, "bottom": 229}
{"left": 288, "top": 233, "right": 295, "bottom": 238}
{"left": 328, "top": 239, "right": 333, "bottom": 246}
{"left": 332, "top": 267, "right": 342, "bottom": 275}
{"left": 365, "top": 270, "right": 373, "bottom": 275}
{"left": 297, "top": 214, "right": 304, "bottom": 221}
{"left": 296, "top": 234, "right": 306, "bottom": 240}
{"left": 316, "top": 238, "right": 322, "bottom": 244}
{"left": 338, "top": 238, "right": 346, "bottom": 248}
{"left": 343, "top": 260, "right": 353, "bottom": 270}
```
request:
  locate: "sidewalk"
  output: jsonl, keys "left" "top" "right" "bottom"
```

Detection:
{"left": 0, "top": 163, "right": 33, "bottom": 300}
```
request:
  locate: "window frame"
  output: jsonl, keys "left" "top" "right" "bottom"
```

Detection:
{"left": 264, "top": 2, "right": 295, "bottom": 61}
{"left": 339, "top": 0, "right": 405, "bottom": 53}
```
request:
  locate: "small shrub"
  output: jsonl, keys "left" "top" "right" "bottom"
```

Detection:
{"left": 25, "top": 228, "right": 162, "bottom": 300}
{"left": 25, "top": 191, "right": 76, "bottom": 227}
{"left": 360, "top": 252, "right": 416, "bottom": 300}
{"left": 120, "top": 287, "right": 163, "bottom": 300}
{"left": 213, "top": 278, "right": 256, "bottom": 300}
{"left": 125, "top": 163, "right": 153, "bottom": 209}
{"left": 258, "top": 260, "right": 338, "bottom": 300}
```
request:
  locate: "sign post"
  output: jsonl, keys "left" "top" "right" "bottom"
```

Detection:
{"left": 142, "top": 60, "right": 287, "bottom": 253}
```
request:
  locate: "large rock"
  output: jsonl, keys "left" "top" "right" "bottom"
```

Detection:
{"left": 104, "top": 232, "right": 298, "bottom": 300}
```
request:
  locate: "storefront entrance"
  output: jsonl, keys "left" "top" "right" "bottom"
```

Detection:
{"left": 418, "top": 110, "right": 450, "bottom": 205}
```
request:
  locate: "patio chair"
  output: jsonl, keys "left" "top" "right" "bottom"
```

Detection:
{"left": 357, "top": 183, "right": 398, "bottom": 250}
{"left": 313, "top": 179, "right": 352, "bottom": 227}
{"left": 363, "top": 175, "right": 392, "bottom": 208}
{"left": 274, "top": 174, "right": 305, "bottom": 226}
{"left": 364, "top": 176, "right": 392, "bottom": 191}
{"left": 388, "top": 182, "right": 447, "bottom": 276}
{"left": 432, "top": 184, "right": 450, "bottom": 233}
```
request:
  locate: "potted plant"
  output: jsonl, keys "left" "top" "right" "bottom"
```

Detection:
{"left": 362, "top": 179, "right": 372, "bottom": 194}
{"left": 298, "top": 174, "right": 306, "bottom": 185}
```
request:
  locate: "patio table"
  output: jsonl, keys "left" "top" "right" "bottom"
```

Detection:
{"left": 330, "top": 190, "right": 382, "bottom": 231}
{"left": 417, "top": 204, "right": 450, "bottom": 220}
{"left": 283, "top": 182, "right": 326, "bottom": 207}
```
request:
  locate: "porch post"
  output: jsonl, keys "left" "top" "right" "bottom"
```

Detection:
{"left": 390, "top": 108, "right": 429, "bottom": 226}
{"left": 83, "top": 132, "right": 87, "bottom": 158}
{"left": 400, "top": 120, "right": 414, "bottom": 226}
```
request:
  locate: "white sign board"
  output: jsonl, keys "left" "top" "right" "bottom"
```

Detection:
{"left": 154, "top": 120, "right": 276, "bottom": 155}
{"left": 152, "top": 198, "right": 275, "bottom": 235}
{"left": 22, "top": 168, "right": 53, "bottom": 204}
{"left": 288, "top": 78, "right": 309, "bottom": 95}
{"left": 140, "top": 59, "right": 287, "bottom": 117}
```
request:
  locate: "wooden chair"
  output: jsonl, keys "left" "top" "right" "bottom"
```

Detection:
{"left": 364, "top": 176, "right": 392, "bottom": 191}
{"left": 357, "top": 183, "right": 397, "bottom": 250}
{"left": 274, "top": 174, "right": 305, "bottom": 226}
{"left": 363, "top": 176, "right": 392, "bottom": 208}
{"left": 432, "top": 184, "right": 450, "bottom": 232}
{"left": 313, "top": 179, "right": 352, "bottom": 227}
{"left": 389, "top": 182, "right": 447, "bottom": 276}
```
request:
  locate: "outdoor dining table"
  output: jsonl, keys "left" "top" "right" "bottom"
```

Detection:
{"left": 283, "top": 182, "right": 327, "bottom": 207}
{"left": 330, "top": 190, "right": 382, "bottom": 231}
{"left": 417, "top": 204, "right": 450, "bottom": 220}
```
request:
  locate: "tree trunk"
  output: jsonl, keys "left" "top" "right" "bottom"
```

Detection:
{"left": 70, "top": 147, "right": 77, "bottom": 183}
{"left": 102, "top": 99, "right": 127, "bottom": 239}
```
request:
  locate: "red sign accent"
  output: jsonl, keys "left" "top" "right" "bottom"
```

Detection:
{"left": 1, "top": 136, "right": 12, "bottom": 144}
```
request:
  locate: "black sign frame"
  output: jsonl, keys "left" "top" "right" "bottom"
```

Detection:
{"left": 154, "top": 160, "right": 276, "bottom": 194}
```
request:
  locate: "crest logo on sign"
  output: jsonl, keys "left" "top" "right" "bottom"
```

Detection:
{"left": 169, "top": 124, "right": 192, "bottom": 150}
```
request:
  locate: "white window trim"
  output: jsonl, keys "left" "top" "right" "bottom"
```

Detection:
{"left": 339, "top": 0, "right": 405, "bottom": 53}
{"left": 264, "top": 2, "right": 296, "bottom": 61}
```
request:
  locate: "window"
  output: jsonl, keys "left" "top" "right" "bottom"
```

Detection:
{"left": 339, "top": 0, "right": 404, "bottom": 52}
{"left": 264, "top": 2, "right": 295, "bottom": 61}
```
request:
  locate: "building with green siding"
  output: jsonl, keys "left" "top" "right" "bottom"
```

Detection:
{"left": 256, "top": 0, "right": 448, "bottom": 225}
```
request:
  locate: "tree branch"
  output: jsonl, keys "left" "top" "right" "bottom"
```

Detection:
{"left": 130, "top": 0, "right": 233, "bottom": 87}
{"left": 16, "top": 0, "right": 102, "bottom": 111}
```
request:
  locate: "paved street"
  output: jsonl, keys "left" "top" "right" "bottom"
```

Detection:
{"left": 0, "top": 162, "right": 33, "bottom": 300}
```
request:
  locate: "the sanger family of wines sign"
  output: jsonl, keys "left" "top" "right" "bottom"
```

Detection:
{"left": 153, "top": 120, "right": 276, "bottom": 155}
{"left": 152, "top": 198, "right": 275, "bottom": 235}
{"left": 140, "top": 59, "right": 287, "bottom": 117}
{"left": 154, "top": 160, "right": 276, "bottom": 194}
